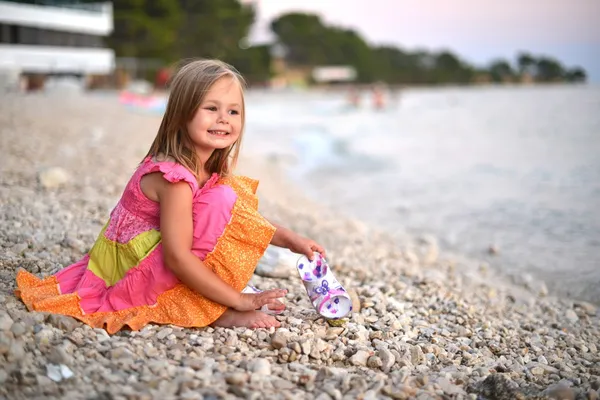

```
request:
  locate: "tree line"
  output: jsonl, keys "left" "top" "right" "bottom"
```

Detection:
{"left": 96, "top": 0, "right": 587, "bottom": 85}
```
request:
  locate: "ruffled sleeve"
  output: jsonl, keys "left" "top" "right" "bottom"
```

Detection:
{"left": 143, "top": 159, "right": 199, "bottom": 194}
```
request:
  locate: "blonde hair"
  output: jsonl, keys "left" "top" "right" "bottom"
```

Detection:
{"left": 145, "top": 59, "right": 246, "bottom": 179}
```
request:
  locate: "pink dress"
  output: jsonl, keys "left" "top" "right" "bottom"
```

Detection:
{"left": 16, "top": 157, "right": 276, "bottom": 333}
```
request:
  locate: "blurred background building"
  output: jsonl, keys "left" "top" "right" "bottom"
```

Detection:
{"left": 0, "top": 0, "right": 114, "bottom": 90}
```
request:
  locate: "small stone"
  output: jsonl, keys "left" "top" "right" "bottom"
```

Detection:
{"left": 543, "top": 382, "right": 575, "bottom": 400}
{"left": 11, "top": 243, "right": 28, "bottom": 254}
{"left": 300, "top": 339, "right": 312, "bottom": 355}
{"left": 35, "top": 328, "right": 53, "bottom": 349}
{"left": 8, "top": 340, "right": 25, "bottom": 361}
{"left": 47, "top": 314, "right": 79, "bottom": 332}
{"left": 225, "top": 372, "right": 248, "bottom": 385}
{"left": 272, "top": 379, "right": 296, "bottom": 390}
{"left": 382, "top": 384, "right": 416, "bottom": 398}
{"left": 417, "top": 374, "right": 429, "bottom": 386}
{"left": 0, "top": 311, "right": 14, "bottom": 331}
{"left": 110, "top": 347, "right": 133, "bottom": 359}
{"left": 477, "top": 374, "right": 519, "bottom": 398}
{"left": 565, "top": 309, "right": 578, "bottom": 323}
{"left": 225, "top": 334, "right": 238, "bottom": 347}
{"left": 95, "top": 329, "right": 110, "bottom": 342}
{"left": 144, "top": 346, "right": 159, "bottom": 358}
{"left": 248, "top": 358, "right": 271, "bottom": 376}
{"left": 60, "top": 364, "right": 74, "bottom": 380}
{"left": 156, "top": 327, "right": 173, "bottom": 340}
{"left": 63, "top": 236, "right": 85, "bottom": 252}
{"left": 323, "top": 327, "right": 343, "bottom": 341}
{"left": 410, "top": 345, "right": 424, "bottom": 365}
{"left": 574, "top": 301, "right": 597, "bottom": 316}
{"left": 0, "top": 332, "right": 11, "bottom": 355}
{"left": 531, "top": 366, "right": 545, "bottom": 376}
{"left": 10, "top": 322, "right": 27, "bottom": 337}
{"left": 289, "top": 341, "right": 301, "bottom": 354}
{"left": 270, "top": 329, "right": 289, "bottom": 350}
{"left": 378, "top": 348, "right": 395, "bottom": 372}
{"left": 48, "top": 347, "right": 71, "bottom": 365}
{"left": 241, "top": 328, "right": 254, "bottom": 338}
{"left": 38, "top": 167, "right": 70, "bottom": 189}
{"left": 36, "top": 374, "right": 54, "bottom": 387}
{"left": 350, "top": 350, "right": 370, "bottom": 367}
{"left": 367, "top": 355, "right": 382, "bottom": 369}
{"left": 47, "top": 364, "right": 63, "bottom": 382}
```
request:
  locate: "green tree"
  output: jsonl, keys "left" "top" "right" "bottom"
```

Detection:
{"left": 176, "top": 0, "right": 255, "bottom": 61}
{"left": 564, "top": 67, "right": 587, "bottom": 83}
{"left": 516, "top": 51, "right": 536, "bottom": 76}
{"left": 432, "top": 51, "right": 473, "bottom": 84}
{"left": 535, "top": 56, "right": 564, "bottom": 82}
{"left": 488, "top": 59, "right": 514, "bottom": 82}
{"left": 321, "top": 27, "right": 374, "bottom": 82}
{"left": 109, "top": 0, "right": 182, "bottom": 60}
{"left": 270, "top": 13, "right": 329, "bottom": 66}
{"left": 228, "top": 45, "right": 273, "bottom": 84}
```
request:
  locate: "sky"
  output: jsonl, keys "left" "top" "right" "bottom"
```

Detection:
{"left": 247, "top": 0, "right": 600, "bottom": 82}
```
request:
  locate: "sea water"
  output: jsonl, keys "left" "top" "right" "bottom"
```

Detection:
{"left": 244, "top": 85, "right": 600, "bottom": 304}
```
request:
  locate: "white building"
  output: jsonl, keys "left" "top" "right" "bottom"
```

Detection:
{"left": 0, "top": 0, "right": 114, "bottom": 79}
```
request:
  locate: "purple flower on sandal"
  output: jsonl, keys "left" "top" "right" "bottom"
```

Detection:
{"left": 314, "top": 280, "right": 330, "bottom": 295}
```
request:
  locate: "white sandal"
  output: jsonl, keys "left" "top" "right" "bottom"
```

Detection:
{"left": 296, "top": 252, "right": 353, "bottom": 319}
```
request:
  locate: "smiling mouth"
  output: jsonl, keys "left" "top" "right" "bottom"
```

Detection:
{"left": 208, "top": 130, "right": 229, "bottom": 136}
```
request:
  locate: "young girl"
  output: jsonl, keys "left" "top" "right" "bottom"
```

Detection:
{"left": 16, "top": 59, "right": 326, "bottom": 334}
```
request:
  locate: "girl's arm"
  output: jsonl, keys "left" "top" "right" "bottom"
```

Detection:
{"left": 269, "top": 221, "right": 295, "bottom": 249}
{"left": 269, "top": 220, "right": 326, "bottom": 261}
{"left": 157, "top": 178, "right": 286, "bottom": 310}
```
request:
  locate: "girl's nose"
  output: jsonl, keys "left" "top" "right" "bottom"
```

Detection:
{"left": 217, "top": 113, "right": 229, "bottom": 124}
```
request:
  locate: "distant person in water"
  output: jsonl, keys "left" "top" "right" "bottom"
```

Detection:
{"left": 347, "top": 87, "right": 361, "bottom": 108}
{"left": 371, "top": 85, "right": 386, "bottom": 110}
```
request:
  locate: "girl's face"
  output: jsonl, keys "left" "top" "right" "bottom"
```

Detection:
{"left": 187, "top": 76, "right": 243, "bottom": 163}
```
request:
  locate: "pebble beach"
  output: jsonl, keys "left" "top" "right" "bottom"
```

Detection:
{"left": 0, "top": 93, "right": 599, "bottom": 399}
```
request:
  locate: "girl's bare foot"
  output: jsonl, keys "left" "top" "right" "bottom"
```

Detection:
{"left": 212, "top": 309, "right": 281, "bottom": 329}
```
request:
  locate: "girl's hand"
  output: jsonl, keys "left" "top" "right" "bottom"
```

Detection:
{"left": 287, "top": 234, "right": 326, "bottom": 261}
{"left": 235, "top": 289, "right": 288, "bottom": 312}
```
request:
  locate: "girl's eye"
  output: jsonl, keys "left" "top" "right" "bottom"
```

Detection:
{"left": 229, "top": 110, "right": 240, "bottom": 115}
{"left": 206, "top": 106, "right": 217, "bottom": 111}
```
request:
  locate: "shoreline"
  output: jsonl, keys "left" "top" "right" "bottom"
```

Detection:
{"left": 1, "top": 93, "right": 598, "bottom": 399}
